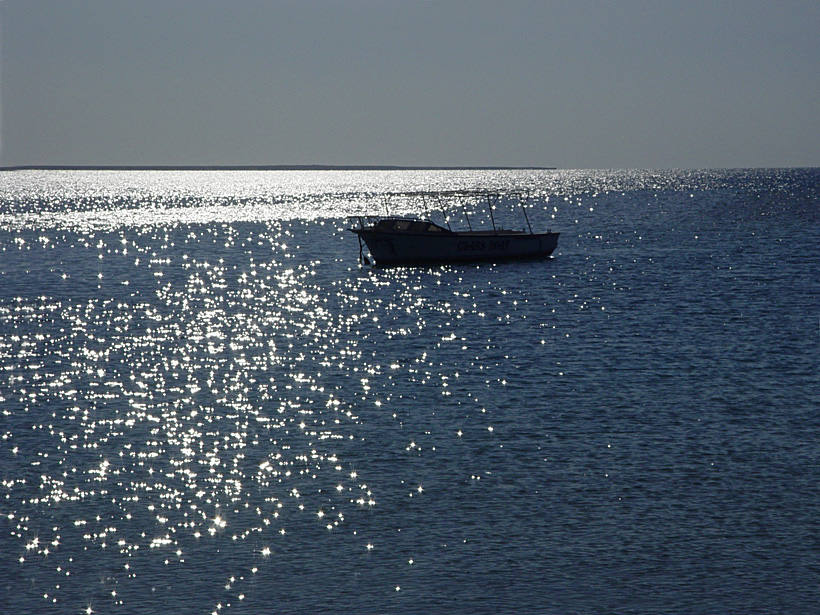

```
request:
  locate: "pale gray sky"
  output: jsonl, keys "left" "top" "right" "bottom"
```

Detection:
{"left": 1, "top": 0, "right": 818, "bottom": 168}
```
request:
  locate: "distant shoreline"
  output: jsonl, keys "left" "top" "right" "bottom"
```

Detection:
{"left": 0, "top": 165, "right": 557, "bottom": 172}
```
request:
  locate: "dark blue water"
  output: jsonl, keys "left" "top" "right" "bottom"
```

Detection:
{"left": 1, "top": 169, "right": 818, "bottom": 613}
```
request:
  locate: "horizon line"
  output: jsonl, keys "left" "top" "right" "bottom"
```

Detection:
{"left": 0, "top": 164, "right": 558, "bottom": 172}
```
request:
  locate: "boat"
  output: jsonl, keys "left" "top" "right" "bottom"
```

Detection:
{"left": 349, "top": 192, "right": 559, "bottom": 266}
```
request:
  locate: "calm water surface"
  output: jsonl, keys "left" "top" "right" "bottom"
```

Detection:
{"left": 1, "top": 169, "right": 818, "bottom": 613}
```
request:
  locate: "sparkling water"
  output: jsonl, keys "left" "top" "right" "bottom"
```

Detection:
{"left": 1, "top": 169, "right": 818, "bottom": 613}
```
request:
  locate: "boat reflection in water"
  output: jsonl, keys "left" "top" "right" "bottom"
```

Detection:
{"left": 349, "top": 192, "right": 559, "bottom": 266}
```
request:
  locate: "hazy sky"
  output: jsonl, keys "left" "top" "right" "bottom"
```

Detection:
{"left": 1, "top": 0, "right": 818, "bottom": 168}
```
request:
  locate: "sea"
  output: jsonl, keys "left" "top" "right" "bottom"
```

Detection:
{"left": 1, "top": 168, "right": 818, "bottom": 614}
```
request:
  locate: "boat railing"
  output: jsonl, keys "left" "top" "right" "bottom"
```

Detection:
{"left": 349, "top": 190, "right": 546, "bottom": 235}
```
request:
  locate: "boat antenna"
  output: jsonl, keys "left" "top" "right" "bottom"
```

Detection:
{"left": 486, "top": 194, "right": 497, "bottom": 231}
{"left": 436, "top": 194, "right": 452, "bottom": 231}
{"left": 460, "top": 193, "right": 473, "bottom": 231}
{"left": 521, "top": 190, "right": 534, "bottom": 234}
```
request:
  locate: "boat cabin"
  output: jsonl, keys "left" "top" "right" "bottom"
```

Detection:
{"left": 373, "top": 218, "right": 452, "bottom": 234}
